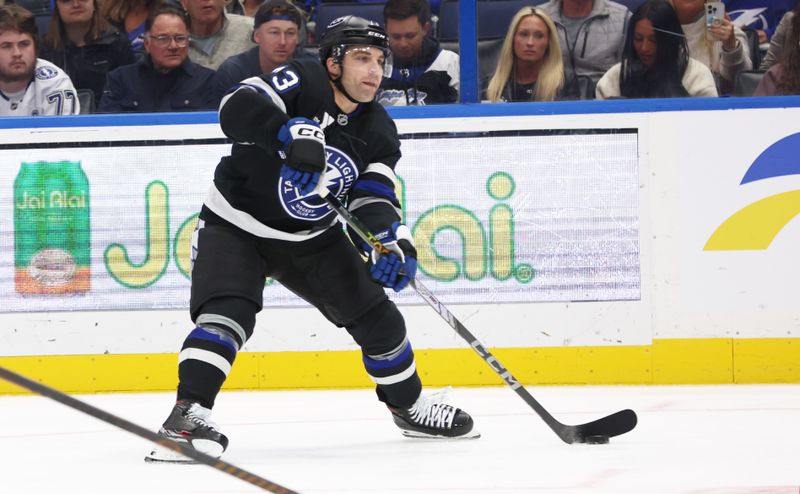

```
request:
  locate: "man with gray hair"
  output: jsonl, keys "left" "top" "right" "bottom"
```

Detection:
{"left": 182, "top": 0, "right": 255, "bottom": 69}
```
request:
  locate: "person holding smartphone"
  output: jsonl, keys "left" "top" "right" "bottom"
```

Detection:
{"left": 596, "top": 0, "right": 718, "bottom": 99}
{"left": 671, "top": 0, "right": 751, "bottom": 92}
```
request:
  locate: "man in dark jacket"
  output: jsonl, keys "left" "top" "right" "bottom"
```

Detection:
{"left": 376, "top": 0, "right": 459, "bottom": 106}
{"left": 98, "top": 5, "right": 216, "bottom": 112}
{"left": 213, "top": 0, "right": 308, "bottom": 101}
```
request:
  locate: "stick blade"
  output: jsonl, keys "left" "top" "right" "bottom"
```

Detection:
{"left": 559, "top": 409, "right": 638, "bottom": 444}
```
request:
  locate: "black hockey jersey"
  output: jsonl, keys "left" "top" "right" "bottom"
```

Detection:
{"left": 204, "top": 59, "right": 403, "bottom": 243}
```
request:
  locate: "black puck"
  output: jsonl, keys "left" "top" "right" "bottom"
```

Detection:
{"left": 584, "top": 435, "right": 610, "bottom": 444}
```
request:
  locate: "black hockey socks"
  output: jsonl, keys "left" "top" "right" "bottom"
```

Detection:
{"left": 177, "top": 324, "right": 240, "bottom": 408}
{"left": 364, "top": 338, "right": 422, "bottom": 408}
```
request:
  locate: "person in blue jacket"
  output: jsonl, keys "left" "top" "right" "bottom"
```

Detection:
{"left": 98, "top": 5, "right": 216, "bottom": 112}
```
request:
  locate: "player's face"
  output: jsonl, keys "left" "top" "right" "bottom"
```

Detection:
{"left": 633, "top": 18, "right": 657, "bottom": 67}
{"left": 0, "top": 30, "right": 36, "bottom": 84}
{"left": 253, "top": 19, "right": 299, "bottom": 70}
{"left": 513, "top": 15, "right": 550, "bottom": 65}
{"left": 337, "top": 46, "right": 386, "bottom": 103}
{"left": 56, "top": 0, "right": 94, "bottom": 26}
{"left": 181, "top": 0, "right": 225, "bottom": 26}
{"left": 144, "top": 14, "right": 190, "bottom": 72}
{"left": 385, "top": 16, "right": 429, "bottom": 63}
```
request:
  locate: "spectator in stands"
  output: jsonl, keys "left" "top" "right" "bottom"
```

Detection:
{"left": 754, "top": 5, "right": 800, "bottom": 95}
{"left": 0, "top": 4, "right": 80, "bottom": 115}
{"left": 225, "top": 0, "right": 263, "bottom": 17}
{"left": 596, "top": 0, "right": 717, "bottom": 98}
{"left": 485, "top": 7, "right": 566, "bottom": 102}
{"left": 213, "top": 0, "right": 305, "bottom": 99}
{"left": 670, "top": 0, "right": 751, "bottom": 91}
{"left": 102, "top": 0, "right": 161, "bottom": 54}
{"left": 760, "top": 8, "right": 796, "bottom": 70}
{"left": 39, "top": 0, "right": 135, "bottom": 108}
{"left": 539, "top": 0, "right": 631, "bottom": 84}
{"left": 182, "top": 0, "right": 254, "bottom": 69}
{"left": 98, "top": 5, "right": 216, "bottom": 112}
{"left": 724, "top": 0, "right": 795, "bottom": 45}
{"left": 376, "top": 0, "right": 459, "bottom": 105}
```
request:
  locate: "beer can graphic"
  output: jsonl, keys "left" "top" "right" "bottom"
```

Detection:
{"left": 14, "top": 161, "right": 91, "bottom": 294}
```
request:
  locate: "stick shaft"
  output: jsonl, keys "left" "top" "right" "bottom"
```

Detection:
{"left": 321, "top": 192, "right": 637, "bottom": 443}
{"left": 0, "top": 366, "right": 298, "bottom": 494}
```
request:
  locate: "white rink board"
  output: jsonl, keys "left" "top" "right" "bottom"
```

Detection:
{"left": 1, "top": 105, "right": 799, "bottom": 356}
{"left": 0, "top": 131, "right": 639, "bottom": 312}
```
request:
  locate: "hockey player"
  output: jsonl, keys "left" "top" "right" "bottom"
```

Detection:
{"left": 146, "top": 15, "right": 478, "bottom": 463}
{"left": 0, "top": 5, "right": 79, "bottom": 116}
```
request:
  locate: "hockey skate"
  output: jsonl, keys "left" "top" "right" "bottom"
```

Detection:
{"left": 145, "top": 400, "right": 229, "bottom": 463}
{"left": 388, "top": 391, "right": 480, "bottom": 439}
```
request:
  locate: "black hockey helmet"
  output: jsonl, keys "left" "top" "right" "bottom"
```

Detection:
{"left": 318, "top": 15, "right": 391, "bottom": 70}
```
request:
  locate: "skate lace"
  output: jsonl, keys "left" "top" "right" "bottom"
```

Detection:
{"left": 407, "top": 388, "right": 457, "bottom": 429}
{"left": 185, "top": 402, "right": 219, "bottom": 430}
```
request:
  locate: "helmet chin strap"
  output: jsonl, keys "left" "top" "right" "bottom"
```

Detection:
{"left": 330, "top": 66, "right": 368, "bottom": 105}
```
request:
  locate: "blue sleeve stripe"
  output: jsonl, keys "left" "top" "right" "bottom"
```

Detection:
{"left": 353, "top": 180, "right": 396, "bottom": 200}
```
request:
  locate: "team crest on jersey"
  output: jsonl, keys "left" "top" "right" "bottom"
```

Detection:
{"left": 278, "top": 145, "right": 359, "bottom": 220}
{"left": 376, "top": 88, "right": 429, "bottom": 106}
{"left": 35, "top": 66, "right": 58, "bottom": 80}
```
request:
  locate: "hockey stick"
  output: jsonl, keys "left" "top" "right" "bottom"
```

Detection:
{"left": 319, "top": 189, "right": 637, "bottom": 444}
{"left": 0, "top": 366, "right": 299, "bottom": 494}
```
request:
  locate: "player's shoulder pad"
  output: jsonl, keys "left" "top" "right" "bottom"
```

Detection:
{"left": 268, "top": 59, "right": 330, "bottom": 99}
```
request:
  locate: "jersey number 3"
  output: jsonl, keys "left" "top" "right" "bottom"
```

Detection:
{"left": 271, "top": 69, "right": 300, "bottom": 93}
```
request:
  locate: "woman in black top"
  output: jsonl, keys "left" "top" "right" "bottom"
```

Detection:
{"left": 40, "top": 0, "right": 135, "bottom": 108}
{"left": 485, "top": 6, "right": 565, "bottom": 102}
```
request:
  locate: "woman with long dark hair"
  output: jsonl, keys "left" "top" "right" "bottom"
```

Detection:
{"left": 39, "top": 0, "right": 135, "bottom": 107}
{"left": 755, "top": 2, "right": 800, "bottom": 95}
{"left": 596, "top": 0, "right": 717, "bottom": 98}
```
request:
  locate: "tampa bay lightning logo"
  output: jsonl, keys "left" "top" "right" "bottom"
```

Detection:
{"left": 279, "top": 145, "right": 359, "bottom": 220}
{"left": 35, "top": 66, "right": 58, "bottom": 80}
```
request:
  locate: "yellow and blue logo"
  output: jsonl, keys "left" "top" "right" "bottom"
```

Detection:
{"left": 705, "top": 133, "right": 800, "bottom": 251}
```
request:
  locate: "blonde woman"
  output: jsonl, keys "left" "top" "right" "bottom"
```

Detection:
{"left": 485, "top": 7, "right": 565, "bottom": 102}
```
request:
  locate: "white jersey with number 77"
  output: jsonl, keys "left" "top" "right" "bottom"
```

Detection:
{"left": 0, "top": 58, "right": 79, "bottom": 116}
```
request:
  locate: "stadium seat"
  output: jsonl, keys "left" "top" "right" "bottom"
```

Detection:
{"left": 573, "top": 74, "right": 595, "bottom": 100}
{"left": 11, "top": 0, "right": 51, "bottom": 15}
{"left": 437, "top": 0, "right": 547, "bottom": 42}
{"left": 77, "top": 89, "right": 95, "bottom": 114}
{"left": 742, "top": 28, "right": 761, "bottom": 71}
{"left": 733, "top": 70, "right": 765, "bottom": 96}
{"left": 439, "top": 37, "right": 504, "bottom": 91}
{"left": 35, "top": 14, "right": 51, "bottom": 37}
{"left": 313, "top": 3, "right": 385, "bottom": 39}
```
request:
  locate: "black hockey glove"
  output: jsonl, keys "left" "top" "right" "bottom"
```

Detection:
{"left": 365, "top": 222, "right": 417, "bottom": 292}
{"left": 277, "top": 117, "right": 326, "bottom": 196}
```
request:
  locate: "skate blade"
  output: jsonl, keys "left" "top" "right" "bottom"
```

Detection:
{"left": 144, "top": 444, "right": 196, "bottom": 464}
{"left": 400, "top": 429, "right": 481, "bottom": 440}
{"left": 144, "top": 436, "right": 225, "bottom": 463}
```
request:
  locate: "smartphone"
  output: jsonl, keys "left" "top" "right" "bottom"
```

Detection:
{"left": 705, "top": 1, "right": 725, "bottom": 28}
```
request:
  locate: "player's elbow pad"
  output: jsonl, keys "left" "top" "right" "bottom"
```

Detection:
{"left": 219, "top": 89, "right": 288, "bottom": 149}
